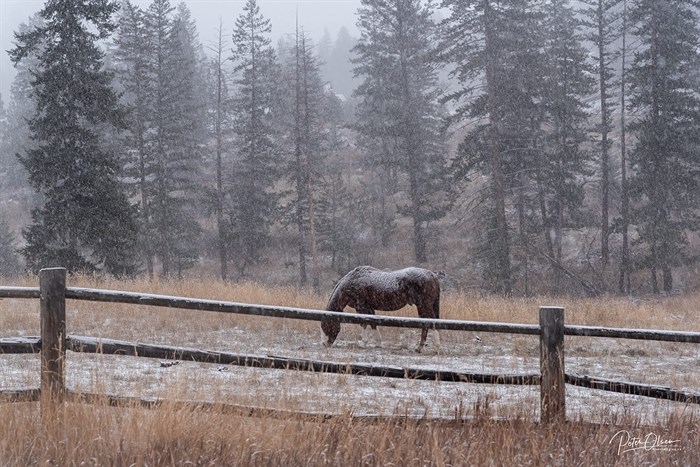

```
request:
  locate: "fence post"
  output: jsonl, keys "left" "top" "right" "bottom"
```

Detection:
{"left": 539, "top": 306, "right": 565, "bottom": 424}
{"left": 40, "top": 267, "right": 67, "bottom": 420}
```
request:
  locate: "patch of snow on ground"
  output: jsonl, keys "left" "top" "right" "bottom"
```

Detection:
{"left": 2, "top": 323, "right": 698, "bottom": 424}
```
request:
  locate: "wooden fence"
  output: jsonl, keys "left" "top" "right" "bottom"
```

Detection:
{"left": 1, "top": 267, "right": 700, "bottom": 425}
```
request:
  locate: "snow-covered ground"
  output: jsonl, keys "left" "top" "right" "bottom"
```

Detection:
{"left": 2, "top": 319, "right": 699, "bottom": 424}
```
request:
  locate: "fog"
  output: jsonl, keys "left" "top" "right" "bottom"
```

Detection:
{"left": 1, "top": 0, "right": 361, "bottom": 99}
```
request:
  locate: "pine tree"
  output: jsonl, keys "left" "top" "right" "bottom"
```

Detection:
{"left": 618, "top": 0, "right": 631, "bottom": 294}
{"left": 353, "top": 0, "right": 451, "bottom": 264}
{"left": 315, "top": 85, "right": 359, "bottom": 275}
{"left": 538, "top": 0, "right": 596, "bottom": 284}
{"left": 626, "top": 0, "right": 700, "bottom": 293}
{"left": 141, "top": 0, "right": 203, "bottom": 278}
{"left": 114, "top": 0, "right": 154, "bottom": 276}
{"left": 328, "top": 27, "right": 358, "bottom": 98}
{"left": 227, "top": 0, "right": 280, "bottom": 278}
{"left": 283, "top": 26, "right": 326, "bottom": 288}
{"left": 441, "top": 0, "right": 545, "bottom": 293}
{"left": 0, "top": 93, "right": 7, "bottom": 188}
{"left": 0, "top": 101, "right": 19, "bottom": 276}
{"left": 317, "top": 28, "right": 333, "bottom": 85}
{"left": 166, "top": 3, "right": 205, "bottom": 278}
{"left": 1, "top": 15, "right": 43, "bottom": 195}
{"left": 0, "top": 216, "right": 22, "bottom": 277}
{"left": 0, "top": 93, "right": 5, "bottom": 138}
{"left": 205, "top": 19, "right": 233, "bottom": 281}
{"left": 352, "top": 16, "right": 396, "bottom": 249}
{"left": 583, "top": 0, "right": 620, "bottom": 266}
{"left": 9, "top": 0, "right": 137, "bottom": 276}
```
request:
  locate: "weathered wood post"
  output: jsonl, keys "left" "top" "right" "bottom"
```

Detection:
{"left": 539, "top": 306, "right": 565, "bottom": 424}
{"left": 40, "top": 267, "right": 67, "bottom": 420}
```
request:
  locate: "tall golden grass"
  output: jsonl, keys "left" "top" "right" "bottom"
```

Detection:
{"left": 1, "top": 276, "right": 699, "bottom": 465}
{"left": 0, "top": 399, "right": 697, "bottom": 465}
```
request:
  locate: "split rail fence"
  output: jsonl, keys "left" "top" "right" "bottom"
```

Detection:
{"left": 1, "top": 267, "right": 699, "bottom": 424}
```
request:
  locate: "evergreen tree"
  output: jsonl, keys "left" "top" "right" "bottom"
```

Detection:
{"left": 166, "top": 3, "right": 205, "bottom": 277}
{"left": 9, "top": 0, "right": 137, "bottom": 276}
{"left": 583, "top": 0, "right": 620, "bottom": 266}
{"left": 282, "top": 26, "right": 326, "bottom": 287}
{"left": 141, "top": 0, "right": 203, "bottom": 278}
{"left": 352, "top": 16, "right": 396, "bottom": 249}
{"left": 114, "top": 0, "right": 154, "bottom": 276}
{"left": 315, "top": 83, "right": 360, "bottom": 275}
{"left": 0, "top": 93, "right": 6, "bottom": 186}
{"left": 205, "top": 18, "right": 233, "bottom": 281}
{"left": 626, "top": 0, "right": 700, "bottom": 293}
{"left": 353, "top": 0, "right": 451, "bottom": 264}
{"left": 227, "top": 0, "right": 280, "bottom": 278}
{"left": 328, "top": 27, "right": 359, "bottom": 98}
{"left": 317, "top": 28, "right": 333, "bottom": 84}
{"left": 618, "top": 0, "right": 631, "bottom": 294}
{"left": 441, "top": 0, "right": 545, "bottom": 293}
{"left": 538, "top": 0, "right": 596, "bottom": 282}
{"left": 0, "top": 216, "right": 22, "bottom": 277}
{"left": 0, "top": 93, "right": 5, "bottom": 137}
{"left": 1, "top": 15, "right": 43, "bottom": 194}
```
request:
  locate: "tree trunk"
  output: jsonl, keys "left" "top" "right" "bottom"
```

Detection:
{"left": 597, "top": 0, "right": 610, "bottom": 266}
{"left": 295, "top": 67, "right": 307, "bottom": 285}
{"left": 215, "top": 21, "right": 227, "bottom": 281}
{"left": 662, "top": 265, "right": 672, "bottom": 293}
{"left": 484, "top": 0, "right": 511, "bottom": 294}
{"left": 618, "top": 0, "right": 630, "bottom": 294}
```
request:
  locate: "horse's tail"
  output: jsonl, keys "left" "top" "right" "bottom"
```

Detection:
{"left": 434, "top": 279, "right": 441, "bottom": 319}
{"left": 433, "top": 271, "right": 445, "bottom": 319}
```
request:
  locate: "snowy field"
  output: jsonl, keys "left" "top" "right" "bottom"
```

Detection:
{"left": 2, "top": 306, "right": 699, "bottom": 425}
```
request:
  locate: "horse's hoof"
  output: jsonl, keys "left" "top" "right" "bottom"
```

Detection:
{"left": 323, "top": 340, "right": 333, "bottom": 348}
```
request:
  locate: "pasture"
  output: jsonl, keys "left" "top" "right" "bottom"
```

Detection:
{"left": 1, "top": 275, "right": 699, "bottom": 465}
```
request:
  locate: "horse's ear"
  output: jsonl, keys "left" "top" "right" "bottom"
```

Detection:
{"left": 435, "top": 271, "right": 446, "bottom": 280}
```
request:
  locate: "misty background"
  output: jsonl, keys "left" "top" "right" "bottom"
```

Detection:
{"left": 1, "top": 0, "right": 362, "bottom": 99}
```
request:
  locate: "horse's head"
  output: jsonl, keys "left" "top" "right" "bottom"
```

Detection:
{"left": 321, "top": 318, "right": 340, "bottom": 346}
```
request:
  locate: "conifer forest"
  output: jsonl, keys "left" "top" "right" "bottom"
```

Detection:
{"left": 1, "top": 0, "right": 700, "bottom": 296}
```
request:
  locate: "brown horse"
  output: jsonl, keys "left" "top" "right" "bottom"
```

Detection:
{"left": 321, "top": 266, "right": 442, "bottom": 352}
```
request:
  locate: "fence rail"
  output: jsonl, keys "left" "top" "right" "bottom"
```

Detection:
{"left": 0, "top": 337, "right": 40, "bottom": 354}
{"left": 66, "top": 335, "right": 541, "bottom": 385}
{"left": 0, "top": 286, "right": 41, "bottom": 299}
{"left": 565, "top": 374, "right": 700, "bottom": 404}
{"left": 5, "top": 286, "right": 699, "bottom": 343}
{"left": 564, "top": 324, "right": 700, "bottom": 343}
{"left": 65, "top": 287, "right": 544, "bottom": 335}
{"left": 1, "top": 268, "right": 700, "bottom": 425}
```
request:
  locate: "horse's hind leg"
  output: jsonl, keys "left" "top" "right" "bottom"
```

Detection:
{"left": 416, "top": 303, "right": 440, "bottom": 352}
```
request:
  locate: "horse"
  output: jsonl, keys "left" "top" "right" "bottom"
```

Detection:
{"left": 321, "top": 266, "right": 442, "bottom": 352}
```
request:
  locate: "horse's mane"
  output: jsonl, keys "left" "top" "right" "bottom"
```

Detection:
{"left": 325, "top": 276, "right": 344, "bottom": 311}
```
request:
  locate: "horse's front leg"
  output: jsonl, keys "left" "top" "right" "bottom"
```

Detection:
{"left": 357, "top": 308, "right": 382, "bottom": 347}
{"left": 417, "top": 328, "right": 428, "bottom": 352}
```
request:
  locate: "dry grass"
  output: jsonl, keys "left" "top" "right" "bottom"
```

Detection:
{"left": 3, "top": 274, "right": 698, "bottom": 336}
{"left": 1, "top": 275, "right": 699, "bottom": 465}
{"left": 0, "top": 400, "right": 697, "bottom": 466}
